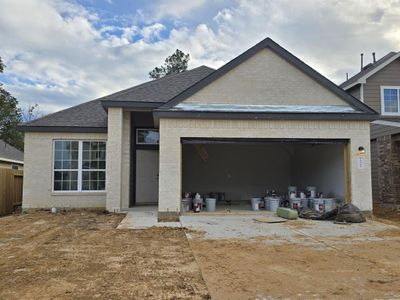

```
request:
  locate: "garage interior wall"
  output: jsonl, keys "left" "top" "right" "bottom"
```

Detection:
{"left": 182, "top": 143, "right": 345, "bottom": 201}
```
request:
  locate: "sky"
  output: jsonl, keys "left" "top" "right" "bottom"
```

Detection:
{"left": 0, "top": 0, "right": 400, "bottom": 113}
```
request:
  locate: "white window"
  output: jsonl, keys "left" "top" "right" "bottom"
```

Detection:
{"left": 53, "top": 140, "right": 106, "bottom": 192}
{"left": 381, "top": 86, "right": 400, "bottom": 115}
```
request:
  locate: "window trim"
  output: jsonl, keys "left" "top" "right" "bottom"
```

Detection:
{"left": 52, "top": 140, "right": 106, "bottom": 193}
{"left": 135, "top": 128, "right": 159, "bottom": 145}
{"left": 381, "top": 86, "right": 400, "bottom": 116}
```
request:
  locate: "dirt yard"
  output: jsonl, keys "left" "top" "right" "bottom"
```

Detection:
{"left": 2, "top": 210, "right": 400, "bottom": 300}
{"left": 190, "top": 222, "right": 400, "bottom": 300}
{"left": 373, "top": 204, "right": 400, "bottom": 225}
{"left": 191, "top": 236, "right": 400, "bottom": 299}
{"left": 0, "top": 211, "right": 210, "bottom": 299}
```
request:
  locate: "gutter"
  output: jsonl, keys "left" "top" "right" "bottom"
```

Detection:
{"left": 0, "top": 157, "right": 24, "bottom": 165}
{"left": 17, "top": 126, "right": 107, "bottom": 133}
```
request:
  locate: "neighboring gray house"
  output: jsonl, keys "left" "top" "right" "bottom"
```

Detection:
{"left": 19, "top": 37, "right": 376, "bottom": 220}
{"left": 341, "top": 52, "right": 400, "bottom": 207}
{"left": 0, "top": 140, "right": 24, "bottom": 170}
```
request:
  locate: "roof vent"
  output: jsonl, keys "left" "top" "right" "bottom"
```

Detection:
{"left": 372, "top": 52, "right": 376, "bottom": 63}
{"left": 360, "top": 53, "right": 364, "bottom": 71}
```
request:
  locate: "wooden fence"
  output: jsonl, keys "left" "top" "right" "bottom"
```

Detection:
{"left": 0, "top": 168, "right": 23, "bottom": 216}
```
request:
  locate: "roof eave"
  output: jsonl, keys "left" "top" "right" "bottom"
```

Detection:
{"left": 0, "top": 157, "right": 24, "bottom": 165}
{"left": 153, "top": 110, "right": 378, "bottom": 121}
{"left": 101, "top": 100, "right": 162, "bottom": 110}
{"left": 18, "top": 126, "right": 107, "bottom": 133}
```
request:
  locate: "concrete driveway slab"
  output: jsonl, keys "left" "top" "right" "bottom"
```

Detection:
{"left": 180, "top": 213, "right": 397, "bottom": 246}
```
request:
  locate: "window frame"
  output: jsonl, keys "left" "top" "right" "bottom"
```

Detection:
{"left": 52, "top": 140, "right": 106, "bottom": 193}
{"left": 135, "top": 128, "right": 160, "bottom": 146}
{"left": 381, "top": 86, "right": 400, "bottom": 116}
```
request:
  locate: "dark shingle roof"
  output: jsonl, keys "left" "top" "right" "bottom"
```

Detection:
{"left": 0, "top": 140, "right": 24, "bottom": 163}
{"left": 19, "top": 66, "right": 215, "bottom": 132}
{"left": 19, "top": 100, "right": 108, "bottom": 131}
{"left": 340, "top": 52, "right": 399, "bottom": 88}
{"left": 99, "top": 65, "right": 215, "bottom": 104}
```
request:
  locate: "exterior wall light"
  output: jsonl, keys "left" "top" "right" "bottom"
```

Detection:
{"left": 357, "top": 146, "right": 366, "bottom": 156}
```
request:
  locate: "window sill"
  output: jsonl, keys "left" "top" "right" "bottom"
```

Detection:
{"left": 51, "top": 191, "right": 107, "bottom": 196}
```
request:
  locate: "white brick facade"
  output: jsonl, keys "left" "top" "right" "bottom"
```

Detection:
{"left": 184, "top": 49, "right": 349, "bottom": 107}
{"left": 22, "top": 132, "right": 107, "bottom": 209}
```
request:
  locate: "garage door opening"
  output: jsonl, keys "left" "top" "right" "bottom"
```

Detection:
{"left": 182, "top": 138, "right": 348, "bottom": 212}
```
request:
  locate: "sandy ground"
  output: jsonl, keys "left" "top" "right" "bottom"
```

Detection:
{"left": 2, "top": 208, "right": 400, "bottom": 300}
{"left": 373, "top": 205, "right": 400, "bottom": 225}
{"left": 0, "top": 210, "right": 210, "bottom": 300}
{"left": 186, "top": 215, "right": 400, "bottom": 300}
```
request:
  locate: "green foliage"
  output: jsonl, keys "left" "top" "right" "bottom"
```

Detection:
{"left": 149, "top": 49, "right": 190, "bottom": 79}
{"left": 0, "top": 56, "right": 24, "bottom": 150}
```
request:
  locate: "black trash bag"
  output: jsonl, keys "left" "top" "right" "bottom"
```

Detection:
{"left": 298, "top": 208, "right": 338, "bottom": 220}
{"left": 336, "top": 203, "right": 366, "bottom": 223}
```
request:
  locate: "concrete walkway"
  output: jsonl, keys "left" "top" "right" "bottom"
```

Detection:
{"left": 117, "top": 208, "right": 181, "bottom": 229}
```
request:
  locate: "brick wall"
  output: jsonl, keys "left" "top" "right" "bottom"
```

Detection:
{"left": 376, "top": 135, "right": 400, "bottom": 205}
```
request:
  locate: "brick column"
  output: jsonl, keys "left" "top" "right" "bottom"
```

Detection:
{"left": 158, "top": 119, "right": 181, "bottom": 221}
{"left": 106, "top": 108, "right": 123, "bottom": 212}
{"left": 377, "top": 136, "right": 395, "bottom": 205}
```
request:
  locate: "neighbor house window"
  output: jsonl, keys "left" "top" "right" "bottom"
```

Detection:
{"left": 136, "top": 128, "right": 159, "bottom": 145}
{"left": 53, "top": 140, "right": 106, "bottom": 192}
{"left": 382, "top": 86, "right": 400, "bottom": 115}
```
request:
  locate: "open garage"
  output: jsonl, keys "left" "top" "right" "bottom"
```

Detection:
{"left": 182, "top": 138, "right": 348, "bottom": 210}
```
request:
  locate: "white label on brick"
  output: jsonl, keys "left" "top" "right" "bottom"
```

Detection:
{"left": 357, "top": 157, "right": 365, "bottom": 169}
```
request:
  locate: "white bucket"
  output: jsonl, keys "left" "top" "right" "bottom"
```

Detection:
{"left": 269, "top": 197, "right": 280, "bottom": 212}
{"left": 313, "top": 198, "right": 325, "bottom": 212}
{"left": 264, "top": 197, "right": 270, "bottom": 210}
{"left": 251, "top": 198, "right": 260, "bottom": 211}
{"left": 308, "top": 198, "right": 314, "bottom": 209}
{"left": 301, "top": 198, "right": 309, "bottom": 208}
{"left": 206, "top": 198, "right": 216, "bottom": 212}
{"left": 290, "top": 198, "right": 301, "bottom": 210}
{"left": 307, "top": 186, "right": 317, "bottom": 198}
{"left": 324, "top": 198, "right": 337, "bottom": 212}
{"left": 193, "top": 197, "right": 203, "bottom": 212}
{"left": 181, "top": 199, "right": 192, "bottom": 212}
{"left": 288, "top": 186, "right": 297, "bottom": 196}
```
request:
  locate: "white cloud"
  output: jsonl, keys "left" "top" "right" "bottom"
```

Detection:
{"left": 151, "top": 0, "right": 207, "bottom": 19}
{"left": 0, "top": 0, "right": 400, "bottom": 113}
